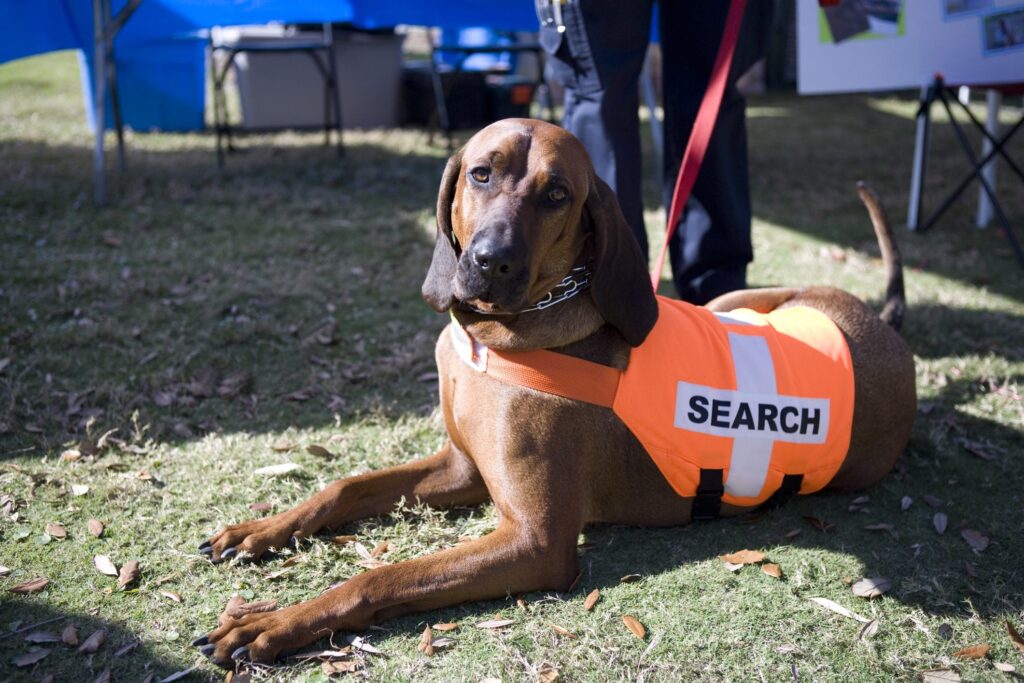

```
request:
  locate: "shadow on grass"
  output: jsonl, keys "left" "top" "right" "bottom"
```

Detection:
{"left": 1, "top": 135, "right": 454, "bottom": 457}
{"left": 904, "top": 304, "right": 1024, "bottom": 360}
{"left": 0, "top": 599, "right": 205, "bottom": 682}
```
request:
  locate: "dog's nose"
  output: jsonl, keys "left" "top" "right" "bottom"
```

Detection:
{"left": 471, "top": 237, "right": 523, "bottom": 279}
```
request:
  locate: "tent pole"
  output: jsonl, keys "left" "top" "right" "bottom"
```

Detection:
{"left": 92, "top": 0, "right": 107, "bottom": 205}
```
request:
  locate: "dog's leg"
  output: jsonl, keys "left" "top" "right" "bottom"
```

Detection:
{"left": 200, "top": 516, "right": 580, "bottom": 666}
{"left": 203, "top": 441, "right": 485, "bottom": 561}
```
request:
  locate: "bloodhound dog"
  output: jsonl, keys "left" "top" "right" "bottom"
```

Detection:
{"left": 195, "top": 119, "right": 915, "bottom": 666}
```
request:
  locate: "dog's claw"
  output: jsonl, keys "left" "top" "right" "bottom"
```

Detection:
{"left": 192, "top": 635, "right": 209, "bottom": 647}
{"left": 215, "top": 547, "right": 237, "bottom": 563}
{"left": 199, "top": 644, "right": 216, "bottom": 656}
{"left": 231, "top": 646, "right": 250, "bottom": 661}
{"left": 198, "top": 540, "right": 211, "bottom": 551}
{"left": 289, "top": 535, "right": 299, "bottom": 548}
{"left": 199, "top": 545, "right": 213, "bottom": 556}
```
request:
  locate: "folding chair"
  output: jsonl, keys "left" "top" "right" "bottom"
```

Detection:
{"left": 907, "top": 75, "right": 1024, "bottom": 267}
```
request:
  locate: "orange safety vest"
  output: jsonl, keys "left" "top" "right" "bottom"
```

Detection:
{"left": 449, "top": 296, "right": 855, "bottom": 508}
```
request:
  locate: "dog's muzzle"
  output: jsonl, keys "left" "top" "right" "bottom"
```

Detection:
{"left": 455, "top": 230, "right": 529, "bottom": 310}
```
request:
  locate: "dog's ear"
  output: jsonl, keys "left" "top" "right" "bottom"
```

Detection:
{"left": 421, "top": 148, "right": 464, "bottom": 312}
{"left": 585, "top": 175, "right": 658, "bottom": 346}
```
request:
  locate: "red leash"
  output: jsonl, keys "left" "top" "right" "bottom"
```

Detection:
{"left": 650, "top": 0, "right": 748, "bottom": 289}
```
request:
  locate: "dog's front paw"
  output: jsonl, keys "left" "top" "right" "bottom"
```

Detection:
{"left": 200, "top": 514, "right": 305, "bottom": 563}
{"left": 194, "top": 603, "right": 314, "bottom": 668}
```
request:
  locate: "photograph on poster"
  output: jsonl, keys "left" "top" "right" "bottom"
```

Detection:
{"left": 982, "top": 6, "right": 1024, "bottom": 53}
{"left": 944, "top": 0, "right": 1020, "bottom": 19}
{"left": 821, "top": 0, "right": 904, "bottom": 44}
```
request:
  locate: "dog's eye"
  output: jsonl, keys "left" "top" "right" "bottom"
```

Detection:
{"left": 548, "top": 187, "right": 568, "bottom": 203}
{"left": 470, "top": 168, "right": 491, "bottom": 184}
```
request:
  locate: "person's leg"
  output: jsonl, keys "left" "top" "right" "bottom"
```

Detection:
{"left": 540, "top": 0, "right": 654, "bottom": 258}
{"left": 659, "top": 1, "right": 771, "bottom": 304}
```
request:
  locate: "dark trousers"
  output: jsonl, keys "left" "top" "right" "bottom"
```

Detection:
{"left": 540, "top": 1, "right": 770, "bottom": 304}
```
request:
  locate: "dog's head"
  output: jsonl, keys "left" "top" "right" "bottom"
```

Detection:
{"left": 422, "top": 119, "right": 657, "bottom": 347}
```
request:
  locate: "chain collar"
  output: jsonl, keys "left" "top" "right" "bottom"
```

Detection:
{"left": 519, "top": 265, "right": 591, "bottom": 313}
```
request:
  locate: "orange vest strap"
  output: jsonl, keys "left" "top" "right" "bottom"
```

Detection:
{"left": 487, "top": 347, "right": 620, "bottom": 408}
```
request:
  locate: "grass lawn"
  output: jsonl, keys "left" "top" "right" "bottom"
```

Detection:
{"left": 1, "top": 51, "right": 1023, "bottom": 682}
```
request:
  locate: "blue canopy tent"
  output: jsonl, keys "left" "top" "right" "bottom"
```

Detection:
{"left": 0, "top": 0, "right": 539, "bottom": 203}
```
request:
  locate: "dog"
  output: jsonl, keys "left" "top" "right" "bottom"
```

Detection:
{"left": 194, "top": 118, "right": 916, "bottom": 667}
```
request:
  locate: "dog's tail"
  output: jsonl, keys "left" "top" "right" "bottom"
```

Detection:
{"left": 856, "top": 181, "right": 905, "bottom": 331}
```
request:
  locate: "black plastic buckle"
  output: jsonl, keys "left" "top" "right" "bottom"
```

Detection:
{"left": 691, "top": 469, "right": 724, "bottom": 522}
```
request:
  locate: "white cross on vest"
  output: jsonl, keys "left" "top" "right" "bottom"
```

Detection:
{"left": 673, "top": 313, "right": 832, "bottom": 498}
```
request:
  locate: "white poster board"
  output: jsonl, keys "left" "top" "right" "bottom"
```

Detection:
{"left": 798, "top": 1, "right": 1024, "bottom": 94}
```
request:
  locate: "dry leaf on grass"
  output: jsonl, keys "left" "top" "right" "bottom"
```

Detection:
{"left": 13, "top": 648, "right": 51, "bottom": 667}
{"left": 538, "top": 665, "right": 560, "bottom": 682}
{"left": 719, "top": 549, "right": 765, "bottom": 565}
{"left": 160, "top": 591, "right": 182, "bottom": 603}
{"left": 370, "top": 542, "right": 390, "bottom": 558}
{"left": 249, "top": 502, "right": 272, "bottom": 513}
{"left": 94, "top": 555, "right": 118, "bottom": 577}
{"left": 117, "top": 560, "right": 140, "bottom": 588}
{"left": 622, "top": 615, "right": 646, "bottom": 639}
{"left": 858, "top": 619, "right": 879, "bottom": 641}
{"left": 550, "top": 623, "right": 576, "bottom": 638}
{"left": 433, "top": 622, "right": 458, "bottom": 631}
{"left": 852, "top": 577, "right": 892, "bottom": 599}
{"left": 281, "top": 388, "right": 315, "bottom": 402}
{"left": 281, "top": 554, "right": 307, "bottom": 568}
{"left": 1007, "top": 621, "right": 1024, "bottom": 653}
{"left": 306, "top": 444, "right": 335, "bottom": 459}
{"left": 994, "top": 662, "right": 1016, "bottom": 673}
{"left": 345, "top": 635, "right": 384, "bottom": 654}
{"left": 329, "top": 535, "right": 358, "bottom": 545}
{"left": 9, "top": 576, "right": 49, "bottom": 593}
{"left": 154, "top": 665, "right": 196, "bottom": 682}
{"left": 62, "top": 624, "right": 79, "bottom": 646}
{"left": 901, "top": 496, "right": 913, "bottom": 511}
{"left": 933, "top": 513, "right": 948, "bottom": 535}
{"left": 953, "top": 644, "right": 990, "bottom": 659}
{"left": 322, "top": 660, "right": 362, "bottom": 675}
{"left": 71, "top": 484, "right": 90, "bottom": 496}
{"left": 961, "top": 529, "right": 989, "bottom": 553}
{"left": 803, "top": 516, "right": 835, "bottom": 532}
{"left": 476, "top": 619, "right": 515, "bottom": 629}
{"left": 762, "top": 563, "right": 783, "bottom": 579}
{"left": 87, "top": 519, "right": 104, "bottom": 537}
{"left": 923, "top": 494, "right": 944, "bottom": 508}
{"left": 863, "top": 523, "right": 895, "bottom": 532}
{"left": 722, "top": 561, "right": 744, "bottom": 573}
{"left": 78, "top": 629, "right": 106, "bottom": 654}
{"left": 583, "top": 589, "right": 600, "bottom": 611}
{"left": 25, "top": 631, "right": 62, "bottom": 644}
{"left": 45, "top": 524, "right": 67, "bottom": 539}
{"left": 270, "top": 438, "right": 295, "bottom": 452}
{"left": 620, "top": 573, "right": 642, "bottom": 583}
{"left": 354, "top": 542, "right": 389, "bottom": 568}
{"left": 418, "top": 625, "right": 434, "bottom": 656}
{"left": 962, "top": 439, "right": 997, "bottom": 461}
{"left": 921, "top": 669, "right": 961, "bottom": 682}
{"left": 808, "top": 597, "right": 870, "bottom": 623}
{"left": 253, "top": 463, "right": 301, "bottom": 477}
